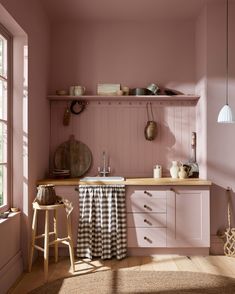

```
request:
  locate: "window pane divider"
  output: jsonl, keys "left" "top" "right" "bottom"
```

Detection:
{"left": 0, "top": 162, "right": 7, "bottom": 166}
{"left": 0, "top": 119, "right": 8, "bottom": 124}
{"left": 0, "top": 74, "right": 7, "bottom": 81}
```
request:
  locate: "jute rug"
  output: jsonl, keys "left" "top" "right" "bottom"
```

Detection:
{"left": 29, "top": 270, "right": 235, "bottom": 294}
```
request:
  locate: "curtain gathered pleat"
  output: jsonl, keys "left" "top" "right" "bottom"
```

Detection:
{"left": 77, "top": 185, "right": 127, "bottom": 260}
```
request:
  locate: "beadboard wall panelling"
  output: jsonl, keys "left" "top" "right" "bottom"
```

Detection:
{"left": 50, "top": 101, "right": 196, "bottom": 177}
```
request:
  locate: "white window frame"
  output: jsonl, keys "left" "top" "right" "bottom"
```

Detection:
{"left": 0, "top": 23, "right": 12, "bottom": 213}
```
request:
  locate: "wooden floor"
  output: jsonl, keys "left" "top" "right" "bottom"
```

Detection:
{"left": 9, "top": 255, "right": 235, "bottom": 293}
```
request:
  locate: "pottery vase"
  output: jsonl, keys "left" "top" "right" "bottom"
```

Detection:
{"left": 178, "top": 166, "right": 187, "bottom": 179}
{"left": 170, "top": 161, "right": 179, "bottom": 179}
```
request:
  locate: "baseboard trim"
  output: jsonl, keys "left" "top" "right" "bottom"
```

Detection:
{"left": 0, "top": 251, "right": 23, "bottom": 294}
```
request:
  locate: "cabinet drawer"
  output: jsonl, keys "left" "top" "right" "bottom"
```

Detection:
{"left": 130, "top": 190, "right": 167, "bottom": 199}
{"left": 128, "top": 228, "right": 166, "bottom": 247}
{"left": 126, "top": 197, "right": 166, "bottom": 213}
{"left": 127, "top": 213, "right": 166, "bottom": 228}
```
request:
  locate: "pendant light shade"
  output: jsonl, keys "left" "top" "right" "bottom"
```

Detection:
{"left": 217, "top": 104, "right": 234, "bottom": 123}
{"left": 217, "top": 0, "right": 235, "bottom": 123}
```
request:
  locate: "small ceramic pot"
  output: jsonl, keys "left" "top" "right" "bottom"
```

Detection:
{"left": 170, "top": 161, "right": 179, "bottom": 179}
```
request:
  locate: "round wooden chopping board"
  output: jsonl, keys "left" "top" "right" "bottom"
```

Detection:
{"left": 54, "top": 135, "right": 92, "bottom": 177}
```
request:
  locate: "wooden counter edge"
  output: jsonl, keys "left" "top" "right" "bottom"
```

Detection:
{"left": 37, "top": 178, "right": 212, "bottom": 186}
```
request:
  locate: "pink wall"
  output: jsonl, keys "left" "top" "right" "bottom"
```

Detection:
{"left": 48, "top": 19, "right": 198, "bottom": 179}
{"left": 195, "top": 0, "right": 235, "bottom": 248}
{"left": 195, "top": 5, "right": 207, "bottom": 180}
{"left": 0, "top": 0, "right": 50, "bottom": 276}
{"left": 206, "top": 0, "right": 235, "bottom": 236}
{"left": 50, "top": 100, "right": 196, "bottom": 177}
{"left": 49, "top": 21, "right": 196, "bottom": 95}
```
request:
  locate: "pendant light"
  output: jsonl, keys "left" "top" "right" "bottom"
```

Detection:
{"left": 217, "top": 0, "right": 234, "bottom": 123}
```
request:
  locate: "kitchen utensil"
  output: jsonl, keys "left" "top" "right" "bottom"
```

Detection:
{"left": 184, "top": 132, "right": 199, "bottom": 178}
{"left": 63, "top": 102, "right": 71, "bottom": 126}
{"left": 70, "top": 100, "right": 86, "bottom": 115}
{"left": 147, "top": 83, "right": 159, "bottom": 95}
{"left": 54, "top": 135, "right": 92, "bottom": 177}
{"left": 74, "top": 86, "right": 85, "bottom": 96}
{"left": 129, "top": 88, "right": 153, "bottom": 95}
{"left": 144, "top": 102, "right": 157, "bottom": 141}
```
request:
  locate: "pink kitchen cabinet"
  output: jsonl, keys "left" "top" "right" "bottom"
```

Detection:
{"left": 126, "top": 186, "right": 210, "bottom": 250}
{"left": 166, "top": 187, "right": 210, "bottom": 247}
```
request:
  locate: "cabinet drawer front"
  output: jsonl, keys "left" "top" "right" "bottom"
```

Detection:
{"left": 127, "top": 197, "right": 166, "bottom": 213}
{"left": 128, "top": 228, "right": 166, "bottom": 247}
{"left": 131, "top": 190, "right": 167, "bottom": 198}
{"left": 127, "top": 213, "right": 166, "bottom": 228}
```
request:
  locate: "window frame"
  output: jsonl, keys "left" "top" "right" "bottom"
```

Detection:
{"left": 0, "top": 23, "right": 13, "bottom": 213}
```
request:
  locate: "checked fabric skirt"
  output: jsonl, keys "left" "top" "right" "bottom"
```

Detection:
{"left": 77, "top": 185, "right": 127, "bottom": 260}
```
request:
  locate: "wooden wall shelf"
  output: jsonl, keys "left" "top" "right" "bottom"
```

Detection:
{"left": 47, "top": 95, "right": 200, "bottom": 102}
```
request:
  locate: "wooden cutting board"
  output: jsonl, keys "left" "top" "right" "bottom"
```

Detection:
{"left": 54, "top": 135, "right": 92, "bottom": 177}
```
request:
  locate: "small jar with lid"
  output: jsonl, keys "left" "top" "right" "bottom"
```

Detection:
{"left": 153, "top": 165, "right": 162, "bottom": 178}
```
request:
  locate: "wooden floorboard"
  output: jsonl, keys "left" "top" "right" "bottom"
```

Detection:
{"left": 8, "top": 255, "right": 235, "bottom": 294}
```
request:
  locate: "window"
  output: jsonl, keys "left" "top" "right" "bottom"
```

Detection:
{"left": 0, "top": 24, "right": 12, "bottom": 212}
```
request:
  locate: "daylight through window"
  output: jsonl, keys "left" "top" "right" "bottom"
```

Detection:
{"left": 0, "top": 24, "right": 12, "bottom": 210}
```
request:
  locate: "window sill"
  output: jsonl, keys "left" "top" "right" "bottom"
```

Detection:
{"left": 0, "top": 211, "right": 21, "bottom": 225}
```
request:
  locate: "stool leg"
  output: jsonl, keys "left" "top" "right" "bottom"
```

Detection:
{"left": 67, "top": 215, "right": 75, "bottom": 272}
{"left": 29, "top": 208, "right": 38, "bottom": 272}
{"left": 54, "top": 209, "right": 58, "bottom": 263}
{"left": 44, "top": 210, "right": 49, "bottom": 282}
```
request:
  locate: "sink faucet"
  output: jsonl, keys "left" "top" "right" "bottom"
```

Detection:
{"left": 98, "top": 151, "right": 111, "bottom": 177}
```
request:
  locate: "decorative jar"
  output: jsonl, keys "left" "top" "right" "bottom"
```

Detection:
{"left": 170, "top": 161, "right": 179, "bottom": 179}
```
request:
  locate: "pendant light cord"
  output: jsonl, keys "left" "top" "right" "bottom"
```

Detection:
{"left": 226, "top": 0, "right": 229, "bottom": 105}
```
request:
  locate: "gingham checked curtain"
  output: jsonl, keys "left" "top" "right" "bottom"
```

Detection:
{"left": 77, "top": 185, "right": 127, "bottom": 260}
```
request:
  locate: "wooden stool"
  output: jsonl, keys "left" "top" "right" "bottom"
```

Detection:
{"left": 28, "top": 202, "right": 75, "bottom": 282}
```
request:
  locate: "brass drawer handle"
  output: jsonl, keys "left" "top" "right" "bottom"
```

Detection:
{"left": 144, "top": 190, "right": 152, "bottom": 197}
{"left": 144, "top": 236, "right": 153, "bottom": 244}
{"left": 144, "top": 204, "right": 152, "bottom": 211}
{"left": 144, "top": 219, "right": 152, "bottom": 226}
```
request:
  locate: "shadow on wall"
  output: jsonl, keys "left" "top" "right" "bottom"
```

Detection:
{"left": 210, "top": 184, "right": 235, "bottom": 235}
{"left": 150, "top": 119, "right": 176, "bottom": 176}
{"left": 207, "top": 159, "right": 235, "bottom": 187}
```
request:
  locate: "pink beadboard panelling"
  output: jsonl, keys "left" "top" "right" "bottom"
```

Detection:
{"left": 50, "top": 101, "right": 196, "bottom": 177}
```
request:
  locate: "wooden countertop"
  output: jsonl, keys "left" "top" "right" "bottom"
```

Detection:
{"left": 37, "top": 177, "right": 212, "bottom": 186}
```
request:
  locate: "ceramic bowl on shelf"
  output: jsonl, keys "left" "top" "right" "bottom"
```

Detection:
{"left": 56, "top": 90, "right": 68, "bottom": 96}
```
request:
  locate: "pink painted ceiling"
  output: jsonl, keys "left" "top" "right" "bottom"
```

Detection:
{"left": 41, "top": 0, "right": 207, "bottom": 22}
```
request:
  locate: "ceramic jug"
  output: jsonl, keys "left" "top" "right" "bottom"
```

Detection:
{"left": 170, "top": 161, "right": 179, "bottom": 179}
{"left": 178, "top": 165, "right": 187, "bottom": 179}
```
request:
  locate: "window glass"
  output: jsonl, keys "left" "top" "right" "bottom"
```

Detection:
{"left": 0, "top": 165, "right": 7, "bottom": 206}
{"left": 0, "top": 35, "right": 7, "bottom": 78}
{"left": 0, "top": 25, "right": 11, "bottom": 211}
